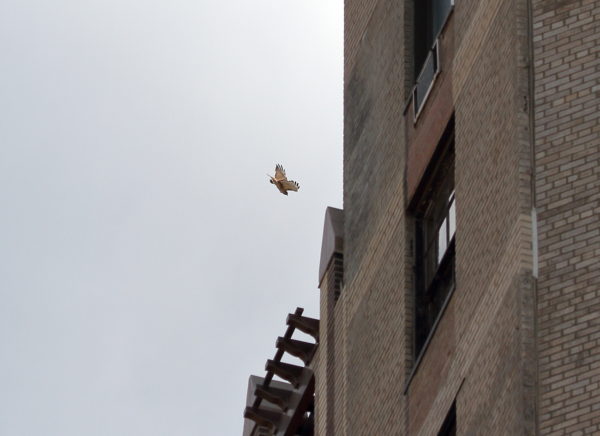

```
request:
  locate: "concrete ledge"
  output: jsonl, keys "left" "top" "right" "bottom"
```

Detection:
{"left": 318, "top": 207, "right": 344, "bottom": 286}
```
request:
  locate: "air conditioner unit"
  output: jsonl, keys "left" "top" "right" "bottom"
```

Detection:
{"left": 413, "top": 39, "right": 440, "bottom": 121}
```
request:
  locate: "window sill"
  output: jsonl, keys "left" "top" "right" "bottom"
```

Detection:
{"left": 403, "top": 280, "right": 456, "bottom": 394}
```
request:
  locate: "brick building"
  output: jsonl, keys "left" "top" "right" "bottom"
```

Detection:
{"left": 244, "top": 0, "right": 600, "bottom": 434}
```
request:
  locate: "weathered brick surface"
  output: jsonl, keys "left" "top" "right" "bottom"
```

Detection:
{"left": 453, "top": 0, "right": 526, "bottom": 341}
{"left": 344, "top": 0, "right": 381, "bottom": 86}
{"left": 339, "top": 0, "right": 412, "bottom": 434}
{"left": 332, "top": 293, "right": 348, "bottom": 435}
{"left": 458, "top": 276, "right": 523, "bottom": 436}
{"left": 312, "top": 348, "right": 325, "bottom": 436}
{"left": 345, "top": 219, "right": 409, "bottom": 435}
{"left": 314, "top": 255, "right": 342, "bottom": 436}
{"left": 533, "top": 1, "right": 600, "bottom": 434}
{"left": 343, "top": 0, "right": 407, "bottom": 289}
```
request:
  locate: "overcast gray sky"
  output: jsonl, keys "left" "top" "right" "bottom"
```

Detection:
{"left": 0, "top": 1, "right": 342, "bottom": 434}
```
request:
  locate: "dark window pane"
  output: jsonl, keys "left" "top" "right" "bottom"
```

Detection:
{"left": 432, "top": 0, "right": 453, "bottom": 39}
{"left": 438, "top": 402, "right": 456, "bottom": 436}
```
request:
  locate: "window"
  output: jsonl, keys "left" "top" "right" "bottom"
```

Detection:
{"left": 412, "top": 0, "right": 453, "bottom": 118}
{"left": 414, "top": 0, "right": 454, "bottom": 79}
{"left": 412, "top": 121, "right": 455, "bottom": 358}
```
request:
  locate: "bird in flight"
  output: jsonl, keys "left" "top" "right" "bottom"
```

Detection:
{"left": 268, "top": 164, "right": 300, "bottom": 196}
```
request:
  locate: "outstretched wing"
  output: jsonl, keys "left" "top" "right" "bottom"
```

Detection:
{"left": 274, "top": 164, "right": 287, "bottom": 181}
{"left": 281, "top": 180, "right": 300, "bottom": 192}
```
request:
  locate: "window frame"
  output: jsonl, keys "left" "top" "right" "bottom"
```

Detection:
{"left": 410, "top": 121, "right": 456, "bottom": 363}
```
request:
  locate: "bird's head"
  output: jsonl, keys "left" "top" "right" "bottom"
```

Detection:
{"left": 267, "top": 174, "right": 274, "bottom": 184}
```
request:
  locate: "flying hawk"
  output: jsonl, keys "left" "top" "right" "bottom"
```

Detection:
{"left": 268, "top": 164, "right": 300, "bottom": 196}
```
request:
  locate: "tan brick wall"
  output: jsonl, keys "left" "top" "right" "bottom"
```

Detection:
{"left": 533, "top": 1, "right": 600, "bottom": 434}
{"left": 332, "top": 294, "right": 348, "bottom": 436}
{"left": 344, "top": 0, "right": 379, "bottom": 86}
{"left": 458, "top": 276, "right": 523, "bottom": 435}
{"left": 343, "top": 0, "right": 407, "bottom": 290}
{"left": 315, "top": 264, "right": 335, "bottom": 436}
{"left": 344, "top": 213, "right": 409, "bottom": 435}
{"left": 339, "top": 0, "right": 412, "bottom": 432}
{"left": 453, "top": 0, "right": 529, "bottom": 347}
{"left": 312, "top": 348, "right": 325, "bottom": 436}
